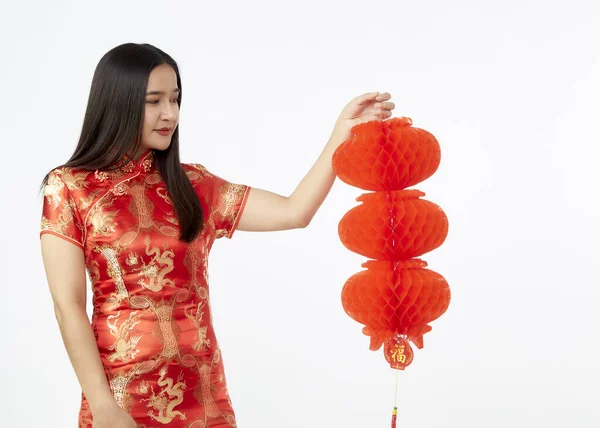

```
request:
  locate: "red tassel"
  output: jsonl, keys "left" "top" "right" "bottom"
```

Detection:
{"left": 391, "top": 406, "right": 397, "bottom": 428}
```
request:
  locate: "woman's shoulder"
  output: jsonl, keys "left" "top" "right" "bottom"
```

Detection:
{"left": 182, "top": 162, "right": 219, "bottom": 181}
{"left": 43, "top": 166, "right": 113, "bottom": 217}
{"left": 46, "top": 164, "right": 87, "bottom": 176}
{"left": 44, "top": 165, "right": 96, "bottom": 192}
{"left": 182, "top": 162, "right": 207, "bottom": 174}
{"left": 47, "top": 164, "right": 99, "bottom": 180}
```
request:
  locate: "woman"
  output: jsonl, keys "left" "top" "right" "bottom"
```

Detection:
{"left": 39, "top": 42, "right": 394, "bottom": 428}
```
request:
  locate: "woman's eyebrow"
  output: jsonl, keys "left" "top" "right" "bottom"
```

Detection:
{"left": 146, "top": 88, "right": 180, "bottom": 95}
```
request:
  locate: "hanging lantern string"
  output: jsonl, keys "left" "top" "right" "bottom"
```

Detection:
{"left": 391, "top": 368, "right": 399, "bottom": 428}
{"left": 394, "top": 367, "right": 399, "bottom": 406}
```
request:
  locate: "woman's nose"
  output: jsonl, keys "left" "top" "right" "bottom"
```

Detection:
{"left": 162, "top": 103, "right": 177, "bottom": 120}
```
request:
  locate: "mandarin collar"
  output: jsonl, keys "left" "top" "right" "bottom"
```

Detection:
{"left": 113, "top": 149, "right": 155, "bottom": 174}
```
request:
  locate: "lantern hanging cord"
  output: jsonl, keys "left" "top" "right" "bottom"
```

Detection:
{"left": 394, "top": 368, "right": 399, "bottom": 406}
{"left": 391, "top": 369, "right": 399, "bottom": 428}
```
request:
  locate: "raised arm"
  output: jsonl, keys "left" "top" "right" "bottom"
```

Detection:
{"left": 236, "top": 91, "right": 394, "bottom": 233}
{"left": 235, "top": 131, "right": 340, "bottom": 232}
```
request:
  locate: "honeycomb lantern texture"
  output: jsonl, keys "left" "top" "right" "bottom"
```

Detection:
{"left": 332, "top": 117, "right": 441, "bottom": 191}
{"left": 332, "top": 117, "right": 450, "bottom": 367}
{"left": 338, "top": 190, "right": 449, "bottom": 261}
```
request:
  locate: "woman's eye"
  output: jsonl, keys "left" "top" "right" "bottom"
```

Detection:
{"left": 146, "top": 99, "right": 178, "bottom": 104}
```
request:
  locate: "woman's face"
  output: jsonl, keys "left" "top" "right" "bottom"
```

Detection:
{"left": 138, "top": 63, "right": 180, "bottom": 158}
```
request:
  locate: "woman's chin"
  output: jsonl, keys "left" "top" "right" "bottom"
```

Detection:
{"left": 148, "top": 140, "right": 171, "bottom": 151}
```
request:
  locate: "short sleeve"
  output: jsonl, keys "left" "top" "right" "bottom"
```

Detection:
{"left": 207, "top": 170, "right": 251, "bottom": 239}
{"left": 40, "top": 169, "right": 85, "bottom": 250}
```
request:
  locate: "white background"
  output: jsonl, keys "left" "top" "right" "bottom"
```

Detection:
{"left": 1, "top": 0, "right": 599, "bottom": 426}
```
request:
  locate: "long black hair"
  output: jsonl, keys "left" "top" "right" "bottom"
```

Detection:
{"left": 39, "top": 43, "right": 204, "bottom": 243}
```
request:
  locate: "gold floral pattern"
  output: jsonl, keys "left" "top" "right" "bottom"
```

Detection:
{"left": 40, "top": 149, "right": 251, "bottom": 427}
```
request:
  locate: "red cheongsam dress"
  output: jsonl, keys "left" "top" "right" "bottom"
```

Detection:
{"left": 39, "top": 149, "right": 251, "bottom": 428}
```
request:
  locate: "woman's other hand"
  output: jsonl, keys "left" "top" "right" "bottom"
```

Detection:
{"left": 91, "top": 402, "right": 138, "bottom": 428}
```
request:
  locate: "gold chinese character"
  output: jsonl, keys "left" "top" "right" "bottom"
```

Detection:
{"left": 392, "top": 345, "right": 406, "bottom": 363}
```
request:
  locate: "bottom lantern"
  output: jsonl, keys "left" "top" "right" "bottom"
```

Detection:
{"left": 341, "top": 259, "right": 450, "bottom": 367}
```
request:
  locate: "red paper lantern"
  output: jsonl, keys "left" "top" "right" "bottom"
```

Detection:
{"left": 333, "top": 117, "right": 450, "bottom": 367}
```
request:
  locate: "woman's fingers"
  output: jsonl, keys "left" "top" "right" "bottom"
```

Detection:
{"left": 376, "top": 92, "right": 392, "bottom": 101}
{"left": 374, "top": 101, "right": 395, "bottom": 110}
{"left": 356, "top": 92, "right": 380, "bottom": 105}
{"left": 354, "top": 92, "right": 393, "bottom": 109}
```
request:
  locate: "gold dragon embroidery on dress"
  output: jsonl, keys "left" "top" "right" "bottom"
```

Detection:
{"left": 139, "top": 365, "right": 187, "bottom": 424}
{"left": 135, "top": 235, "right": 175, "bottom": 292}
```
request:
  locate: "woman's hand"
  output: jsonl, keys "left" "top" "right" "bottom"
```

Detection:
{"left": 91, "top": 402, "right": 138, "bottom": 428}
{"left": 333, "top": 91, "right": 395, "bottom": 140}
